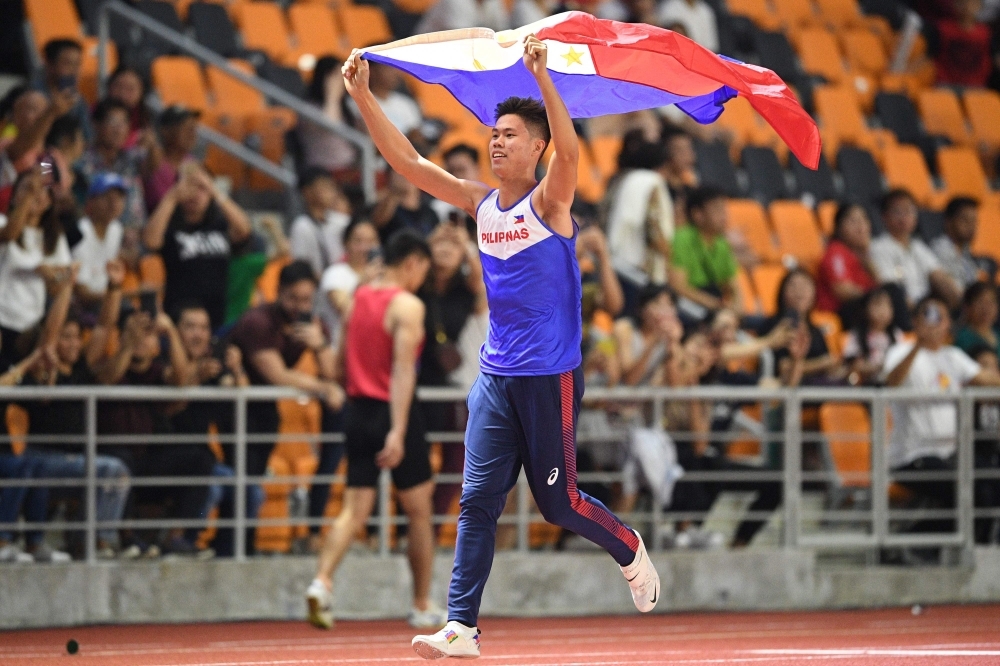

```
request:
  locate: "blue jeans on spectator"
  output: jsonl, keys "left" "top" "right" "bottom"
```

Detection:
{"left": 27, "top": 453, "right": 130, "bottom": 547}
{"left": 205, "top": 462, "right": 265, "bottom": 556}
{"left": 0, "top": 454, "right": 38, "bottom": 543}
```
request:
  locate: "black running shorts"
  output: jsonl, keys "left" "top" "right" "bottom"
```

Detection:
{"left": 342, "top": 397, "right": 431, "bottom": 490}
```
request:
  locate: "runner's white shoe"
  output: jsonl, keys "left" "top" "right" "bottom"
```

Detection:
{"left": 408, "top": 602, "right": 448, "bottom": 628}
{"left": 306, "top": 578, "right": 334, "bottom": 629}
{"left": 412, "top": 620, "right": 481, "bottom": 659}
{"left": 621, "top": 531, "right": 660, "bottom": 612}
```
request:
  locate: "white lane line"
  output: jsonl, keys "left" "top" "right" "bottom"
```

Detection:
{"left": 752, "top": 648, "right": 1000, "bottom": 657}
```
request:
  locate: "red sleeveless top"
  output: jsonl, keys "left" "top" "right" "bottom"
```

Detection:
{"left": 345, "top": 284, "right": 402, "bottom": 402}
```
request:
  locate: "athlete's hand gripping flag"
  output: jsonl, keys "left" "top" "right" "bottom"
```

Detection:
{"left": 357, "top": 11, "right": 821, "bottom": 169}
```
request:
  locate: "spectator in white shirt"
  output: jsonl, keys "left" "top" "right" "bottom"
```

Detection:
{"left": 0, "top": 167, "right": 72, "bottom": 371}
{"left": 290, "top": 167, "right": 352, "bottom": 277}
{"left": 869, "top": 189, "right": 962, "bottom": 310}
{"left": 658, "top": 0, "right": 720, "bottom": 52}
{"left": 319, "top": 219, "right": 382, "bottom": 342}
{"left": 73, "top": 173, "right": 126, "bottom": 309}
{"left": 931, "top": 196, "right": 993, "bottom": 289}
{"left": 881, "top": 295, "right": 1000, "bottom": 532}
{"left": 348, "top": 62, "right": 423, "bottom": 137}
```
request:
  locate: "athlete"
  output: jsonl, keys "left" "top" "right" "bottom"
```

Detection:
{"left": 342, "top": 34, "right": 660, "bottom": 660}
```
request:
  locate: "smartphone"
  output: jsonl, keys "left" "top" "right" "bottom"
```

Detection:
{"left": 923, "top": 303, "right": 942, "bottom": 325}
{"left": 295, "top": 312, "right": 313, "bottom": 324}
{"left": 57, "top": 75, "right": 76, "bottom": 91}
{"left": 139, "top": 290, "right": 158, "bottom": 319}
{"left": 783, "top": 310, "right": 800, "bottom": 327}
{"left": 366, "top": 248, "right": 382, "bottom": 263}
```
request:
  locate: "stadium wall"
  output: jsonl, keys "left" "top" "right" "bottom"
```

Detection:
{"left": 3, "top": 548, "right": 1000, "bottom": 629}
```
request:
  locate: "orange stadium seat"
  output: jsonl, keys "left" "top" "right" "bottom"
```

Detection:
{"left": 772, "top": 0, "right": 819, "bottom": 29}
{"left": 840, "top": 29, "right": 888, "bottom": 78}
{"left": 810, "top": 310, "right": 843, "bottom": 357}
{"left": 203, "top": 114, "right": 249, "bottom": 189}
{"left": 817, "top": 200, "right": 838, "bottom": 237}
{"left": 819, "top": 402, "right": 871, "bottom": 488}
{"left": 391, "top": 0, "right": 437, "bottom": 12}
{"left": 408, "top": 78, "right": 480, "bottom": 129}
{"left": 796, "top": 28, "right": 848, "bottom": 83}
{"left": 337, "top": 5, "right": 393, "bottom": 51}
{"left": 814, "top": 0, "right": 865, "bottom": 28}
{"left": 207, "top": 60, "right": 266, "bottom": 119}
{"left": 725, "top": 0, "right": 782, "bottom": 30}
{"left": 882, "top": 144, "right": 947, "bottom": 210}
{"left": 727, "top": 199, "right": 778, "bottom": 263}
{"left": 588, "top": 135, "right": 623, "bottom": 181}
{"left": 288, "top": 3, "right": 351, "bottom": 65}
{"left": 751, "top": 263, "right": 786, "bottom": 316}
{"left": 937, "top": 146, "right": 992, "bottom": 201}
{"left": 716, "top": 96, "right": 757, "bottom": 155}
{"left": 963, "top": 89, "right": 1000, "bottom": 151}
{"left": 24, "top": 0, "right": 82, "bottom": 50}
{"left": 152, "top": 56, "right": 211, "bottom": 112}
{"left": 769, "top": 201, "right": 824, "bottom": 272}
{"left": 813, "top": 85, "right": 877, "bottom": 161}
{"left": 737, "top": 266, "right": 762, "bottom": 315}
{"left": 237, "top": 2, "right": 294, "bottom": 64}
{"left": 918, "top": 88, "right": 972, "bottom": 147}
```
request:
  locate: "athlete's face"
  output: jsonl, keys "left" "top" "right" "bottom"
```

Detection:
{"left": 490, "top": 115, "right": 545, "bottom": 180}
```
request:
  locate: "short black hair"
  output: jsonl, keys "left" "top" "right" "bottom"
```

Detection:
{"left": 298, "top": 166, "right": 335, "bottom": 191}
{"left": 944, "top": 196, "right": 978, "bottom": 221}
{"left": 617, "top": 129, "right": 668, "bottom": 170}
{"left": 172, "top": 299, "right": 209, "bottom": 323}
{"left": 279, "top": 259, "right": 318, "bottom": 288}
{"left": 686, "top": 185, "right": 725, "bottom": 220}
{"left": 963, "top": 280, "right": 996, "bottom": 309}
{"left": 0, "top": 85, "right": 28, "bottom": 120}
{"left": 383, "top": 229, "right": 431, "bottom": 267}
{"left": 341, "top": 217, "right": 376, "bottom": 247}
{"left": 832, "top": 202, "right": 865, "bottom": 239}
{"left": 43, "top": 38, "right": 82, "bottom": 65}
{"left": 45, "top": 114, "right": 82, "bottom": 148}
{"left": 637, "top": 283, "right": 672, "bottom": 313}
{"left": 443, "top": 143, "right": 479, "bottom": 165}
{"left": 495, "top": 96, "right": 550, "bottom": 147}
{"left": 92, "top": 97, "right": 130, "bottom": 124}
{"left": 880, "top": 188, "right": 916, "bottom": 215}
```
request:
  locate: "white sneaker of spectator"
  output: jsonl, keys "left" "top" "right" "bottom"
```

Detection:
{"left": 674, "top": 527, "right": 725, "bottom": 550}
{"left": 408, "top": 602, "right": 447, "bottom": 629}
{"left": 0, "top": 544, "right": 34, "bottom": 563}
{"left": 28, "top": 544, "right": 71, "bottom": 563}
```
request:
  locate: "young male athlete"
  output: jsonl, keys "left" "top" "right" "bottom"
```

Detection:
{"left": 342, "top": 35, "right": 660, "bottom": 660}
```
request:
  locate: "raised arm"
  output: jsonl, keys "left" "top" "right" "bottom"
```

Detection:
{"left": 342, "top": 52, "right": 489, "bottom": 216}
{"left": 525, "top": 35, "right": 578, "bottom": 239}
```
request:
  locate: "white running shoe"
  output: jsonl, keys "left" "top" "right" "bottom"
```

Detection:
{"left": 412, "top": 620, "right": 481, "bottom": 659}
{"left": 621, "top": 531, "right": 660, "bottom": 613}
{"left": 306, "top": 578, "right": 334, "bottom": 629}
{"left": 408, "top": 602, "right": 448, "bottom": 629}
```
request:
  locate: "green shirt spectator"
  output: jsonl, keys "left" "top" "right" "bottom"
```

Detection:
{"left": 669, "top": 186, "right": 740, "bottom": 315}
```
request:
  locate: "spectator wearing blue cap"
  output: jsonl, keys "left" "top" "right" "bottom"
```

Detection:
{"left": 73, "top": 173, "right": 126, "bottom": 309}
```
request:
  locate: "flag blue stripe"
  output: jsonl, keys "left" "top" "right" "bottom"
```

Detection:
{"left": 364, "top": 53, "right": 737, "bottom": 125}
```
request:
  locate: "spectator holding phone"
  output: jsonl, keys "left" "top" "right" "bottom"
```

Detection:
{"left": 290, "top": 167, "right": 352, "bottom": 278}
{"left": 371, "top": 169, "right": 439, "bottom": 243}
{"left": 0, "top": 168, "right": 72, "bottom": 371}
{"left": 319, "top": 219, "right": 381, "bottom": 347}
{"left": 143, "top": 163, "right": 252, "bottom": 331}
{"left": 143, "top": 105, "right": 199, "bottom": 212}
{"left": 229, "top": 260, "right": 344, "bottom": 553}
{"left": 30, "top": 39, "right": 93, "bottom": 143}
{"left": 882, "top": 296, "right": 1000, "bottom": 534}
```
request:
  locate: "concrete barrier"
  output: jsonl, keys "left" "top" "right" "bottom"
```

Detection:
{"left": 2, "top": 548, "right": 999, "bottom": 629}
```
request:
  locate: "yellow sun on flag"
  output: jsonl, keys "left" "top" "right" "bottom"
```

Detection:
{"left": 561, "top": 46, "right": 584, "bottom": 67}
{"left": 473, "top": 58, "right": 486, "bottom": 71}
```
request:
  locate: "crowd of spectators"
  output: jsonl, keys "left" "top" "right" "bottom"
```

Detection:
{"left": 2, "top": 0, "right": 1000, "bottom": 563}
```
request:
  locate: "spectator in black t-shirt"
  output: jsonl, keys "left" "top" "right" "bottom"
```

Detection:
{"left": 89, "top": 290, "right": 205, "bottom": 556}
{"left": 418, "top": 222, "right": 487, "bottom": 520}
{"left": 142, "top": 163, "right": 252, "bottom": 330}
{"left": 169, "top": 300, "right": 249, "bottom": 555}
{"left": 371, "top": 170, "right": 440, "bottom": 243}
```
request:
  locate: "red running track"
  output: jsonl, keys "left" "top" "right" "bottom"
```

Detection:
{"left": 2, "top": 605, "right": 999, "bottom": 665}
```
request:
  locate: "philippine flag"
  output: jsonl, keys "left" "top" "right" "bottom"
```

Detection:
{"left": 361, "top": 12, "right": 821, "bottom": 168}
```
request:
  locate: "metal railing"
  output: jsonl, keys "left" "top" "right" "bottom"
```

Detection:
{"left": 1, "top": 385, "right": 996, "bottom": 564}
{"left": 95, "top": 0, "right": 378, "bottom": 202}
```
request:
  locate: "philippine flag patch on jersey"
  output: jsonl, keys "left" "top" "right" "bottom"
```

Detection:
{"left": 514, "top": 214, "right": 525, "bottom": 224}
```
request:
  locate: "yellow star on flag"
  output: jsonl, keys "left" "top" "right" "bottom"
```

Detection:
{"left": 561, "top": 46, "right": 585, "bottom": 67}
